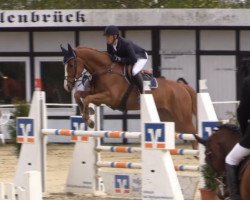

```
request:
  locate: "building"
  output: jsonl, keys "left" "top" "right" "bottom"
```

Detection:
{"left": 0, "top": 9, "right": 249, "bottom": 134}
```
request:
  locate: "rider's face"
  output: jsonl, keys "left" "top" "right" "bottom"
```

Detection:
{"left": 106, "top": 35, "right": 117, "bottom": 45}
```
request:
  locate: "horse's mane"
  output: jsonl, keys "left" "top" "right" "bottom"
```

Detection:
{"left": 217, "top": 124, "right": 241, "bottom": 135}
{"left": 76, "top": 46, "right": 110, "bottom": 56}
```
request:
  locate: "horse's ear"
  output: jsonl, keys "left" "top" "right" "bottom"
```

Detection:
{"left": 60, "top": 44, "right": 67, "bottom": 53}
{"left": 67, "top": 43, "right": 76, "bottom": 58}
{"left": 68, "top": 43, "right": 73, "bottom": 52}
{"left": 192, "top": 134, "right": 207, "bottom": 146}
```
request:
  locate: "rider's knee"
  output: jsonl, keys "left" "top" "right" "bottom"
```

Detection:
{"left": 226, "top": 143, "right": 250, "bottom": 166}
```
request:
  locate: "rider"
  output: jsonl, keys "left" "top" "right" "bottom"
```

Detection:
{"left": 104, "top": 25, "right": 148, "bottom": 94}
{"left": 225, "top": 65, "right": 250, "bottom": 200}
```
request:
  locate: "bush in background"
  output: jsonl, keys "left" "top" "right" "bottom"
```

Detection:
{"left": 8, "top": 100, "right": 29, "bottom": 155}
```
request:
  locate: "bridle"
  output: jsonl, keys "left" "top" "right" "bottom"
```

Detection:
{"left": 64, "top": 58, "right": 82, "bottom": 88}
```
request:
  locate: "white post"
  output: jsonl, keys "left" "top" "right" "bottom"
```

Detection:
{"left": 141, "top": 94, "right": 184, "bottom": 200}
{"left": 0, "top": 182, "right": 4, "bottom": 200}
{"left": 16, "top": 187, "right": 26, "bottom": 200}
{"left": 14, "top": 91, "right": 47, "bottom": 192}
{"left": 24, "top": 171, "right": 42, "bottom": 200}
{"left": 197, "top": 90, "right": 218, "bottom": 188}
{"left": 4, "top": 183, "right": 15, "bottom": 200}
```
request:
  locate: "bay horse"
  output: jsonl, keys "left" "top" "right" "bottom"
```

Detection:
{"left": 61, "top": 44, "right": 197, "bottom": 137}
{"left": 195, "top": 124, "right": 250, "bottom": 200}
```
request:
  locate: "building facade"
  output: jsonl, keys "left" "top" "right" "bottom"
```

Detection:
{"left": 0, "top": 9, "right": 249, "bottom": 133}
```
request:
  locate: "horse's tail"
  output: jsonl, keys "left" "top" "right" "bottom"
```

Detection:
{"left": 184, "top": 85, "right": 197, "bottom": 116}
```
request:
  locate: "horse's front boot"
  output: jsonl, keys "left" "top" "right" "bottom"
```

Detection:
{"left": 225, "top": 164, "right": 240, "bottom": 200}
{"left": 87, "top": 118, "right": 95, "bottom": 128}
{"left": 89, "top": 107, "right": 95, "bottom": 115}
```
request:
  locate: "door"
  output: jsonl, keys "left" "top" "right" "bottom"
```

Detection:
{"left": 35, "top": 57, "right": 71, "bottom": 104}
{"left": 200, "top": 55, "right": 237, "bottom": 120}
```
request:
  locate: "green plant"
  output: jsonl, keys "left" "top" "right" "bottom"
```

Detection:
{"left": 8, "top": 99, "right": 30, "bottom": 155}
{"left": 201, "top": 164, "right": 217, "bottom": 191}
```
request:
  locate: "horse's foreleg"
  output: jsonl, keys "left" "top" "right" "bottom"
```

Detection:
{"left": 74, "top": 91, "right": 84, "bottom": 115}
{"left": 83, "top": 92, "right": 110, "bottom": 128}
{"left": 74, "top": 91, "right": 95, "bottom": 116}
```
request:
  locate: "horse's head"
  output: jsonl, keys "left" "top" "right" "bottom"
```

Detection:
{"left": 195, "top": 124, "right": 241, "bottom": 174}
{"left": 61, "top": 44, "right": 85, "bottom": 92}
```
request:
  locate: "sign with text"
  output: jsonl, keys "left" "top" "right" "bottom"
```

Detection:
{"left": 0, "top": 10, "right": 85, "bottom": 27}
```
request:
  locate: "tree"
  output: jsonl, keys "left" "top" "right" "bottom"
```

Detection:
{"left": 0, "top": 0, "right": 247, "bottom": 9}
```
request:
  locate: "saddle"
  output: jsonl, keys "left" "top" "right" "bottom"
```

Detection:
{"left": 123, "top": 66, "right": 158, "bottom": 88}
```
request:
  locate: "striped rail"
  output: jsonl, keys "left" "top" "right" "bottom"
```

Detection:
{"left": 96, "top": 146, "right": 198, "bottom": 156}
{"left": 42, "top": 129, "right": 199, "bottom": 171}
{"left": 41, "top": 129, "right": 141, "bottom": 139}
{"left": 42, "top": 129, "right": 197, "bottom": 141}
{"left": 175, "top": 133, "right": 196, "bottom": 141}
{"left": 96, "top": 161, "right": 199, "bottom": 171}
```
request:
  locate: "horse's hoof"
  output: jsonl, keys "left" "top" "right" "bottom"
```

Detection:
{"left": 87, "top": 119, "right": 95, "bottom": 129}
{"left": 89, "top": 107, "right": 95, "bottom": 115}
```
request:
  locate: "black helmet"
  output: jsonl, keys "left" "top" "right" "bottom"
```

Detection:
{"left": 104, "top": 25, "right": 119, "bottom": 36}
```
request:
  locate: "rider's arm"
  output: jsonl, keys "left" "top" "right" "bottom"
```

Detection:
{"left": 120, "top": 43, "right": 137, "bottom": 65}
{"left": 107, "top": 44, "right": 114, "bottom": 56}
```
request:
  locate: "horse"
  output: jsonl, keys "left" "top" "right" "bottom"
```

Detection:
{"left": 61, "top": 44, "right": 197, "bottom": 141}
{"left": 195, "top": 124, "right": 250, "bottom": 200}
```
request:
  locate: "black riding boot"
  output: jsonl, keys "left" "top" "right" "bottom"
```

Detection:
{"left": 133, "top": 73, "right": 144, "bottom": 94}
{"left": 226, "top": 164, "right": 240, "bottom": 200}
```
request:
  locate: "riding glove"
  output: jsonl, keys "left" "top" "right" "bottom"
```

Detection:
{"left": 111, "top": 55, "right": 121, "bottom": 62}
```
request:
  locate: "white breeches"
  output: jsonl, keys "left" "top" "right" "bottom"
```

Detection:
{"left": 225, "top": 143, "right": 250, "bottom": 166}
{"left": 132, "top": 53, "right": 148, "bottom": 76}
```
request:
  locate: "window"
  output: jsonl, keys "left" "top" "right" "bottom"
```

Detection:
{"left": 40, "top": 61, "right": 71, "bottom": 103}
{"left": 0, "top": 61, "right": 28, "bottom": 104}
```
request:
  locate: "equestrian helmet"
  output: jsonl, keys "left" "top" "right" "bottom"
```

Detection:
{"left": 104, "top": 25, "right": 119, "bottom": 36}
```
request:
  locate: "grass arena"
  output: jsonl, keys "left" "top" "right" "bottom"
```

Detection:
{"left": 0, "top": 88, "right": 218, "bottom": 200}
